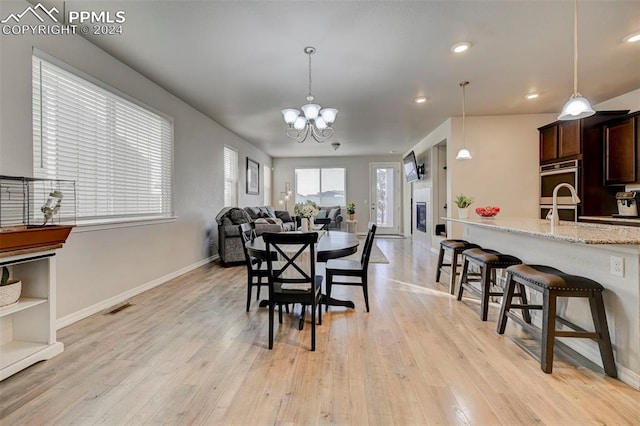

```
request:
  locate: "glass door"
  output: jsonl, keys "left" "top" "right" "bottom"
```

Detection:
{"left": 370, "top": 163, "right": 401, "bottom": 234}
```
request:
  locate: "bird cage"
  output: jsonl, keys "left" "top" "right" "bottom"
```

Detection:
{"left": 0, "top": 175, "right": 76, "bottom": 252}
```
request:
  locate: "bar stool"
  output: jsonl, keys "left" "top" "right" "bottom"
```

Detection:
{"left": 457, "top": 248, "right": 525, "bottom": 321}
{"left": 497, "top": 264, "right": 617, "bottom": 377}
{"left": 435, "top": 239, "right": 480, "bottom": 294}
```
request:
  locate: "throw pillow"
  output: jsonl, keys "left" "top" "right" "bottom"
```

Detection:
{"left": 316, "top": 210, "right": 328, "bottom": 219}
{"left": 229, "top": 208, "right": 248, "bottom": 224}
{"left": 275, "top": 210, "right": 293, "bottom": 223}
{"left": 328, "top": 208, "right": 340, "bottom": 221}
{"left": 244, "top": 207, "right": 260, "bottom": 219}
{"left": 264, "top": 206, "right": 276, "bottom": 218}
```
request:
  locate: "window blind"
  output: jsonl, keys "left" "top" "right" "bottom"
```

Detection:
{"left": 32, "top": 55, "right": 173, "bottom": 222}
{"left": 224, "top": 146, "right": 238, "bottom": 207}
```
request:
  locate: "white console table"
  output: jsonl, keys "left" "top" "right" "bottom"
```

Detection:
{"left": 0, "top": 245, "right": 64, "bottom": 381}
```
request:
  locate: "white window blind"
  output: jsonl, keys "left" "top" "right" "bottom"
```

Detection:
{"left": 263, "top": 166, "right": 271, "bottom": 206}
{"left": 32, "top": 55, "right": 173, "bottom": 222}
{"left": 224, "top": 146, "right": 238, "bottom": 207}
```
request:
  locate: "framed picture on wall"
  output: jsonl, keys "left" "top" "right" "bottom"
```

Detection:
{"left": 246, "top": 157, "right": 259, "bottom": 194}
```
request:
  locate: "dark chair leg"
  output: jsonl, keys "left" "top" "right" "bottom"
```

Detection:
{"left": 497, "top": 272, "right": 516, "bottom": 334}
{"left": 318, "top": 296, "right": 322, "bottom": 325}
{"left": 480, "top": 265, "right": 492, "bottom": 321}
{"left": 278, "top": 303, "right": 283, "bottom": 324}
{"left": 541, "top": 290, "right": 557, "bottom": 373}
{"left": 268, "top": 301, "right": 275, "bottom": 349}
{"left": 326, "top": 272, "right": 333, "bottom": 312}
{"left": 589, "top": 292, "right": 617, "bottom": 378}
{"left": 246, "top": 277, "right": 252, "bottom": 312}
{"left": 449, "top": 251, "right": 459, "bottom": 295}
{"left": 256, "top": 276, "right": 262, "bottom": 300}
{"left": 310, "top": 301, "right": 316, "bottom": 351}
{"left": 435, "top": 247, "right": 444, "bottom": 282}
{"left": 517, "top": 283, "right": 532, "bottom": 323}
{"left": 457, "top": 258, "right": 470, "bottom": 301}
{"left": 362, "top": 275, "right": 370, "bottom": 312}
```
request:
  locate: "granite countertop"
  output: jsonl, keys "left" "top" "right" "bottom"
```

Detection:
{"left": 444, "top": 217, "right": 640, "bottom": 245}
{"left": 580, "top": 215, "right": 640, "bottom": 224}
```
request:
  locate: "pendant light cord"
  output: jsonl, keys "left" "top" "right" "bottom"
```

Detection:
{"left": 308, "top": 50, "right": 313, "bottom": 99}
{"left": 573, "top": 0, "right": 578, "bottom": 95}
{"left": 461, "top": 81, "right": 468, "bottom": 149}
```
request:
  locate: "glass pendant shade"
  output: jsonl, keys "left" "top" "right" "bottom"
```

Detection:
{"left": 282, "top": 109, "right": 300, "bottom": 125}
{"left": 315, "top": 116, "right": 328, "bottom": 130}
{"left": 293, "top": 116, "right": 307, "bottom": 130}
{"left": 558, "top": 94, "right": 595, "bottom": 120}
{"left": 320, "top": 108, "right": 338, "bottom": 124}
{"left": 456, "top": 148, "right": 472, "bottom": 160}
{"left": 301, "top": 103, "right": 321, "bottom": 119}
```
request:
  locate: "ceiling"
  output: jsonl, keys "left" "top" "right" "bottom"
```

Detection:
{"left": 34, "top": 1, "right": 640, "bottom": 157}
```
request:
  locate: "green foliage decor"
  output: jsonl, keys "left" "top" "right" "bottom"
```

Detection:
{"left": 346, "top": 202, "right": 356, "bottom": 214}
{"left": 454, "top": 194, "right": 474, "bottom": 208}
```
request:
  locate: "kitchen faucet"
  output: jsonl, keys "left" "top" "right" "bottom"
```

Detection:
{"left": 548, "top": 183, "right": 580, "bottom": 227}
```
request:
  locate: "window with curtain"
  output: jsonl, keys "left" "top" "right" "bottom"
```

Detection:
{"left": 32, "top": 54, "right": 173, "bottom": 223}
{"left": 263, "top": 166, "right": 271, "bottom": 206}
{"left": 295, "top": 168, "right": 345, "bottom": 206}
{"left": 224, "top": 146, "right": 238, "bottom": 207}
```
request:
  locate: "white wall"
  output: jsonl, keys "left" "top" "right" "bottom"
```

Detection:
{"left": 595, "top": 88, "right": 640, "bottom": 112}
{"left": 0, "top": 0, "right": 270, "bottom": 322}
{"left": 272, "top": 155, "right": 400, "bottom": 234}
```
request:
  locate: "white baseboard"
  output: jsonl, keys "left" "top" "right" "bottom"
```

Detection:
{"left": 56, "top": 255, "right": 218, "bottom": 329}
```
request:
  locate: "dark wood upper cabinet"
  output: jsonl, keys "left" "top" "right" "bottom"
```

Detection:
{"left": 604, "top": 115, "right": 638, "bottom": 185}
{"left": 558, "top": 121, "right": 581, "bottom": 157}
{"left": 539, "top": 125, "right": 558, "bottom": 162}
{"left": 539, "top": 120, "right": 582, "bottom": 163}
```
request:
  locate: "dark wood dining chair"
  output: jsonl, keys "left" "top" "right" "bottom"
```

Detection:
{"left": 239, "top": 222, "right": 269, "bottom": 311}
{"left": 263, "top": 232, "right": 323, "bottom": 351}
{"left": 325, "top": 223, "right": 377, "bottom": 312}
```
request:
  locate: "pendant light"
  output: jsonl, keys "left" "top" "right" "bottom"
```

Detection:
{"left": 558, "top": 0, "right": 595, "bottom": 120}
{"left": 456, "top": 81, "right": 472, "bottom": 160}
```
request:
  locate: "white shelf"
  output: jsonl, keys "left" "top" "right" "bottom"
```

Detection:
{"left": 0, "top": 298, "right": 47, "bottom": 318}
{"left": 0, "top": 340, "right": 63, "bottom": 381}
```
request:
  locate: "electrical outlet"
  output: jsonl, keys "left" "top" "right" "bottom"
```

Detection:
{"left": 610, "top": 256, "right": 624, "bottom": 277}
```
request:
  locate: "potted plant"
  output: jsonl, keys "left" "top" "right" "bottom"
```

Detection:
{"left": 347, "top": 202, "right": 356, "bottom": 220}
{"left": 454, "top": 194, "right": 473, "bottom": 219}
{"left": 294, "top": 201, "right": 319, "bottom": 231}
{"left": 0, "top": 266, "right": 22, "bottom": 307}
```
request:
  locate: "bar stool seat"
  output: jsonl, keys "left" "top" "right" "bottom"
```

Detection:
{"left": 435, "top": 239, "right": 480, "bottom": 294}
{"left": 497, "top": 264, "right": 617, "bottom": 377}
{"left": 457, "top": 248, "right": 524, "bottom": 321}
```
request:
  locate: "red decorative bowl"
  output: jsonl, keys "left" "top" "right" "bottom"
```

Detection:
{"left": 475, "top": 206, "right": 500, "bottom": 217}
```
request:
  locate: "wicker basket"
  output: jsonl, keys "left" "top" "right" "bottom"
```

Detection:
{"left": 0, "top": 280, "right": 22, "bottom": 307}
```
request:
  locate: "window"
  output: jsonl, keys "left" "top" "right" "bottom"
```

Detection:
{"left": 32, "top": 54, "right": 173, "bottom": 222}
{"left": 295, "top": 168, "right": 345, "bottom": 206}
{"left": 263, "top": 166, "right": 271, "bottom": 206}
{"left": 224, "top": 146, "right": 238, "bottom": 207}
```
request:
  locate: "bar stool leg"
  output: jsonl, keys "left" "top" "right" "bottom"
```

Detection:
{"left": 589, "top": 292, "right": 618, "bottom": 378}
{"left": 435, "top": 247, "right": 444, "bottom": 283}
{"left": 541, "top": 289, "right": 557, "bottom": 373}
{"left": 517, "top": 283, "right": 532, "bottom": 324}
{"left": 457, "top": 257, "right": 470, "bottom": 301}
{"left": 480, "top": 265, "right": 492, "bottom": 321}
{"left": 449, "top": 251, "right": 459, "bottom": 295}
{"left": 497, "top": 272, "right": 516, "bottom": 334}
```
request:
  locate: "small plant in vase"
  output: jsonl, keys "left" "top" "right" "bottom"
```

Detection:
{"left": 347, "top": 202, "right": 356, "bottom": 220}
{"left": 454, "top": 194, "right": 473, "bottom": 219}
{"left": 0, "top": 266, "right": 22, "bottom": 307}
{"left": 294, "top": 201, "right": 319, "bottom": 231}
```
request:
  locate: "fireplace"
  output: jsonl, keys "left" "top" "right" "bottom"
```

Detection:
{"left": 416, "top": 202, "right": 426, "bottom": 232}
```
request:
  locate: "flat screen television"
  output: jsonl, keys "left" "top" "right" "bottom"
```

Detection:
{"left": 403, "top": 151, "right": 420, "bottom": 183}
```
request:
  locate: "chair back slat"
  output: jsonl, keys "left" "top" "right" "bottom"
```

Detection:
{"left": 360, "top": 223, "right": 378, "bottom": 268}
{"left": 263, "top": 232, "right": 319, "bottom": 290}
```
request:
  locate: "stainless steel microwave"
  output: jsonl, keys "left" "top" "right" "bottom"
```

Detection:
{"left": 540, "top": 160, "right": 579, "bottom": 205}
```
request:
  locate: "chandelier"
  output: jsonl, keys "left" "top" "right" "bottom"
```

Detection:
{"left": 281, "top": 47, "right": 338, "bottom": 143}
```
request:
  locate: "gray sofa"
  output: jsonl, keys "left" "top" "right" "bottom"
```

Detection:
{"left": 215, "top": 206, "right": 300, "bottom": 265}
{"left": 315, "top": 206, "right": 344, "bottom": 230}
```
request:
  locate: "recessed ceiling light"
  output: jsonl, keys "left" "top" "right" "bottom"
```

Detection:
{"left": 414, "top": 96, "right": 428, "bottom": 104}
{"left": 451, "top": 42, "right": 472, "bottom": 53}
{"left": 623, "top": 32, "right": 640, "bottom": 43}
{"left": 525, "top": 93, "right": 539, "bottom": 100}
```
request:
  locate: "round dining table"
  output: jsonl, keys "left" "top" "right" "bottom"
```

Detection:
{"left": 245, "top": 230, "right": 360, "bottom": 314}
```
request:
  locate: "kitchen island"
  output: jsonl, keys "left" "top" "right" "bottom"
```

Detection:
{"left": 445, "top": 217, "right": 640, "bottom": 389}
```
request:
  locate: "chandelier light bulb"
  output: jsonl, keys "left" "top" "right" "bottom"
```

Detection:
{"left": 315, "top": 116, "right": 328, "bottom": 130}
{"left": 293, "top": 116, "right": 307, "bottom": 130}
{"left": 282, "top": 109, "right": 300, "bottom": 124}
{"left": 320, "top": 108, "right": 337, "bottom": 124}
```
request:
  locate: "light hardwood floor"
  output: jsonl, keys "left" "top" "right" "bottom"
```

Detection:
{"left": 1, "top": 238, "right": 638, "bottom": 425}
